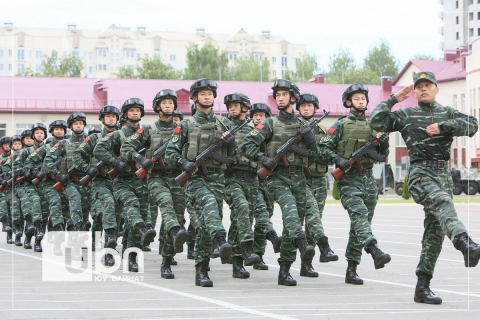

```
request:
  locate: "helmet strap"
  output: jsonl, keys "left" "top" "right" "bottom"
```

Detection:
{"left": 72, "top": 130, "right": 84, "bottom": 135}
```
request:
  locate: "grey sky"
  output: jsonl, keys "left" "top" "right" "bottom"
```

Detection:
{"left": 1, "top": 0, "right": 443, "bottom": 73}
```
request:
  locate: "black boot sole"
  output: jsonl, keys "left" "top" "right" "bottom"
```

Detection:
{"left": 374, "top": 254, "right": 391, "bottom": 269}
{"left": 219, "top": 244, "right": 232, "bottom": 264}
{"left": 278, "top": 278, "right": 297, "bottom": 286}
{"left": 106, "top": 239, "right": 117, "bottom": 249}
{"left": 129, "top": 265, "right": 139, "bottom": 272}
{"left": 320, "top": 254, "right": 339, "bottom": 263}
{"left": 345, "top": 278, "right": 364, "bottom": 285}
{"left": 414, "top": 296, "right": 442, "bottom": 304}
{"left": 300, "top": 247, "right": 315, "bottom": 261}
{"left": 173, "top": 230, "right": 188, "bottom": 253}
{"left": 233, "top": 272, "right": 250, "bottom": 279}
{"left": 244, "top": 254, "right": 261, "bottom": 266}
{"left": 253, "top": 264, "right": 269, "bottom": 270}
{"left": 141, "top": 229, "right": 156, "bottom": 246}
{"left": 34, "top": 247, "right": 43, "bottom": 252}
{"left": 465, "top": 247, "right": 480, "bottom": 267}
{"left": 195, "top": 280, "right": 213, "bottom": 287}
{"left": 24, "top": 243, "right": 32, "bottom": 249}
{"left": 161, "top": 272, "right": 175, "bottom": 279}
{"left": 171, "top": 259, "right": 178, "bottom": 266}
{"left": 300, "top": 270, "right": 319, "bottom": 277}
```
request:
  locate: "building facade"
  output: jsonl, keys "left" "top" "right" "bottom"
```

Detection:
{"left": 0, "top": 24, "right": 306, "bottom": 79}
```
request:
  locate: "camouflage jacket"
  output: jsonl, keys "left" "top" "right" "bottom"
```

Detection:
{"left": 369, "top": 95, "right": 478, "bottom": 164}
{"left": 318, "top": 110, "right": 389, "bottom": 165}
{"left": 23, "top": 138, "right": 60, "bottom": 174}
{"left": 44, "top": 134, "right": 86, "bottom": 177}
{"left": 1, "top": 151, "right": 17, "bottom": 178}
{"left": 12, "top": 142, "right": 42, "bottom": 176}
{"left": 73, "top": 127, "right": 112, "bottom": 172}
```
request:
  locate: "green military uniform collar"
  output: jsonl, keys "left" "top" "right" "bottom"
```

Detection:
{"left": 123, "top": 123, "right": 139, "bottom": 135}
{"left": 102, "top": 127, "right": 112, "bottom": 135}
{"left": 231, "top": 118, "right": 247, "bottom": 126}
{"left": 69, "top": 133, "right": 85, "bottom": 142}
{"left": 278, "top": 109, "right": 297, "bottom": 124}
{"left": 33, "top": 141, "right": 42, "bottom": 148}
{"left": 193, "top": 108, "right": 216, "bottom": 123}
{"left": 156, "top": 118, "right": 174, "bottom": 128}
{"left": 418, "top": 101, "right": 437, "bottom": 109}
{"left": 347, "top": 110, "right": 367, "bottom": 121}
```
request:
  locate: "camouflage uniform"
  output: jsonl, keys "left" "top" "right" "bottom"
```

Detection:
{"left": 1, "top": 154, "right": 20, "bottom": 236}
{"left": 370, "top": 91, "right": 479, "bottom": 278}
{"left": 319, "top": 111, "right": 388, "bottom": 264}
{"left": 252, "top": 178, "right": 275, "bottom": 255}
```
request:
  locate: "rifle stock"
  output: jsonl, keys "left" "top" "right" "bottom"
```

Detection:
{"left": 0, "top": 185, "right": 4, "bottom": 193}
{"left": 175, "top": 171, "right": 190, "bottom": 187}
{"left": 32, "top": 178, "right": 41, "bottom": 187}
{"left": 16, "top": 176, "right": 27, "bottom": 184}
{"left": 79, "top": 174, "right": 93, "bottom": 187}
{"left": 108, "top": 168, "right": 119, "bottom": 180}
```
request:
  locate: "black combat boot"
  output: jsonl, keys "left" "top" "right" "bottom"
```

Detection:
{"left": 171, "top": 258, "right": 178, "bottom": 266}
{"left": 241, "top": 241, "right": 261, "bottom": 266}
{"left": 161, "top": 256, "right": 175, "bottom": 279}
{"left": 136, "top": 222, "right": 156, "bottom": 247}
{"left": 278, "top": 262, "right": 297, "bottom": 286}
{"left": 414, "top": 274, "right": 442, "bottom": 304}
{"left": 170, "top": 226, "right": 188, "bottom": 253}
{"left": 33, "top": 237, "right": 43, "bottom": 252}
{"left": 187, "top": 243, "right": 195, "bottom": 260}
{"left": 129, "top": 252, "right": 139, "bottom": 272}
{"left": 34, "top": 221, "right": 44, "bottom": 241}
{"left": 214, "top": 231, "right": 232, "bottom": 264}
{"left": 253, "top": 254, "right": 269, "bottom": 270}
{"left": 295, "top": 234, "right": 315, "bottom": 261}
{"left": 366, "top": 242, "right": 391, "bottom": 269}
{"left": 455, "top": 233, "right": 480, "bottom": 267}
{"left": 300, "top": 259, "right": 318, "bottom": 277}
{"left": 85, "top": 221, "right": 91, "bottom": 232}
{"left": 232, "top": 256, "right": 250, "bottom": 279}
{"left": 105, "top": 228, "right": 117, "bottom": 249}
{"left": 142, "top": 245, "right": 151, "bottom": 251}
{"left": 1, "top": 215, "right": 12, "bottom": 232}
{"left": 24, "top": 234, "right": 33, "bottom": 249}
{"left": 266, "top": 231, "right": 282, "bottom": 253}
{"left": 345, "top": 261, "right": 363, "bottom": 285}
{"left": 25, "top": 215, "right": 35, "bottom": 236}
{"left": 211, "top": 247, "right": 220, "bottom": 259}
{"left": 195, "top": 260, "right": 213, "bottom": 287}
{"left": 14, "top": 222, "right": 23, "bottom": 246}
{"left": 7, "top": 230, "right": 14, "bottom": 244}
{"left": 318, "top": 236, "right": 338, "bottom": 262}
{"left": 104, "top": 254, "right": 115, "bottom": 266}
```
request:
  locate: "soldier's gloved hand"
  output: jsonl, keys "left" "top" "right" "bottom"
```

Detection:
{"left": 178, "top": 159, "right": 197, "bottom": 175}
{"left": 84, "top": 166, "right": 98, "bottom": 177}
{"left": 299, "top": 126, "right": 316, "bottom": 146}
{"left": 0, "top": 179, "right": 7, "bottom": 188}
{"left": 222, "top": 132, "right": 235, "bottom": 146}
{"left": 35, "top": 171, "right": 46, "bottom": 181}
{"left": 112, "top": 159, "right": 127, "bottom": 172}
{"left": 335, "top": 157, "right": 351, "bottom": 172}
{"left": 21, "top": 168, "right": 31, "bottom": 180}
{"left": 259, "top": 156, "right": 278, "bottom": 171}
{"left": 56, "top": 173, "right": 69, "bottom": 184}
{"left": 377, "top": 133, "right": 389, "bottom": 149}
{"left": 135, "top": 155, "right": 154, "bottom": 171}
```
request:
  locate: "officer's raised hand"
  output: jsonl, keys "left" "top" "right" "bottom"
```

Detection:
{"left": 258, "top": 156, "right": 277, "bottom": 171}
{"left": 394, "top": 84, "right": 413, "bottom": 102}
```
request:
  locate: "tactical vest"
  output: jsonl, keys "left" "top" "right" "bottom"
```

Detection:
{"left": 88, "top": 133, "right": 103, "bottom": 167}
{"left": 116, "top": 130, "right": 139, "bottom": 175}
{"left": 146, "top": 123, "right": 175, "bottom": 171}
{"left": 183, "top": 115, "right": 228, "bottom": 170}
{"left": 59, "top": 139, "right": 84, "bottom": 175}
{"left": 336, "top": 117, "right": 379, "bottom": 169}
{"left": 307, "top": 124, "right": 328, "bottom": 176}
{"left": 266, "top": 116, "right": 308, "bottom": 167}
{"left": 230, "top": 122, "right": 257, "bottom": 172}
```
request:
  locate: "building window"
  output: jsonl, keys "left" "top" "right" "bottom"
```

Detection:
{"left": 272, "top": 57, "right": 276, "bottom": 63}
{"left": 8, "top": 64, "right": 12, "bottom": 71}
{"left": 18, "top": 49, "right": 24, "bottom": 60}
{"left": 0, "top": 50, "right": 3, "bottom": 56}
{"left": 456, "top": 32, "right": 460, "bottom": 40}
{"left": 0, "top": 64, "right": 3, "bottom": 71}
{"left": 89, "top": 52, "right": 92, "bottom": 59}
{"left": 96, "top": 64, "right": 107, "bottom": 71}
{"left": 478, "top": 12, "right": 480, "bottom": 19}
{"left": 170, "top": 54, "right": 175, "bottom": 61}
{"left": 272, "top": 70, "right": 276, "bottom": 77}
{"left": 478, "top": 28, "right": 480, "bottom": 36}
{"left": 470, "top": 28, "right": 474, "bottom": 36}
{"left": 89, "top": 66, "right": 92, "bottom": 73}
{"left": 36, "top": 50, "right": 42, "bottom": 58}
{"left": 456, "top": 1, "right": 458, "bottom": 8}
{"left": 8, "top": 50, "right": 12, "bottom": 56}
{"left": 0, "top": 124, "right": 6, "bottom": 139}
{"left": 470, "top": 12, "right": 474, "bottom": 21}
{"left": 17, "top": 64, "right": 24, "bottom": 74}
{"left": 228, "top": 53, "right": 237, "bottom": 61}
{"left": 137, "top": 53, "right": 141, "bottom": 59}
{"left": 254, "top": 54, "right": 263, "bottom": 60}
{"left": 96, "top": 49, "right": 107, "bottom": 57}
{"left": 124, "top": 50, "right": 135, "bottom": 58}
{"left": 456, "top": 16, "right": 459, "bottom": 24}
{"left": 16, "top": 123, "right": 34, "bottom": 135}
{"left": 281, "top": 56, "right": 287, "bottom": 67}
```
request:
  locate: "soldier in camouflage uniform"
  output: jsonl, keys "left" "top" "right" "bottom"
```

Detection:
{"left": 242, "top": 79, "right": 317, "bottom": 286}
{"left": 73, "top": 105, "right": 122, "bottom": 266}
{"left": 122, "top": 89, "right": 188, "bottom": 279}
{"left": 224, "top": 94, "right": 282, "bottom": 279}
{"left": 94, "top": 98, "right": 156, "bottom": 272}
{"left": 370, "top": 71, "right": 480, "bottom": 305}
{"left": 0, "top": 136, "right": 13, "bottom": 242}
{"left": 172, "top": 109, "right": 184, "bottom": 125}
{"left": 165, "top": 79, "right": 236, "bottom": 287}
{"left": 319, "top": 83, "right": 391, "bottom": 285}
{"left": 296, "top": 93, "right": 338, "bottom": 278}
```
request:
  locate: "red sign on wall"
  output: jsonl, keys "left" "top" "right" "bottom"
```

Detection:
{"left": 477, "top": 148, "right": 480, "bottom": 157}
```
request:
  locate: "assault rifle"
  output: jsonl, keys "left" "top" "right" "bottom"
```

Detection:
{"left": 175, "top": 119, "right": 251, "bottom": 187}
{"left": 54, "top": 166, "right": 77, "bottom": 191}
{"left": 32, "top": 157, "right": 62, "bottom": 187}
{"left": 257, "top": 111, "right": 330, "bottom": 180}
{"left": 0, "top": 175, "right": 7, "bottom": 193}
{"left": 17, "top": 164, "right": 41, "bottom": 185}
{"left": 135, "top": 140, "right": 171, "bottom": 180}
{"left": 331, "top": 134, "right": 388, "bottom": 181}
{"left": 80, "top": 161, "right": 106, "bottom": 187}
{"left": 108, "top": 148, "right": 145, "bottom": 180}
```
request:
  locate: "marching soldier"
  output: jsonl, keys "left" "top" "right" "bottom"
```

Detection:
{"left": 0, "top": 136, "right": 13, "bottom": 241}
{"left": 172, "top": 109, "right": 184, "bottom": 124}
{"left": 370, "top": 71, "right": 480, "bottom": 304}
{"left": 318, "top": 84, "right": 391, "bottom": 285}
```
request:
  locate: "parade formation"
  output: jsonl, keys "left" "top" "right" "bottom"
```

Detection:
{"left": 1, "top": 71, "right": 479, "bottom": 305}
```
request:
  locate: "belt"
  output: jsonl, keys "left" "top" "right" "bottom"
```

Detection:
{"left": 413, "top": 159, "right": 449, "bottom": 171}
{"left": 200, "top": 167, "right": 223, "bottom": 174}
{"left": 230, "top": 170, "right": 257, "bottom": 177}
{"left": 276, "top": 165, "right": 304, "bottom": 174}
{"left": 155, "top": 168, "right": 181, "bottom": 174}
{"left": 345, "top": 168, "right": 373, "bottom": 176}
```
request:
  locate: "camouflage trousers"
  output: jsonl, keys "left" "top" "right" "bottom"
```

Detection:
{"left": 92, "top": 178, "right": 121, "bottom": 232}
{"left": 185, "top": 190, "right": 198, "bottom": 246}
{"left": 253, "top": 179, "right": 275, "bottom": 255}
{"left": 186, "top": 172, "right": 226, "bottom": 265}
{"left": 24, "top": 182, "right": 49, "bottom": 230}
{"left": 41, "top": 180, "right": 65, "bottom": 228}
{"left": 338, "top": 172, "right": 378, "bottom": 265}
{"left": 0, "top": 192, "right": 8, "bottom": 227}
{"left": 13, "top": 185, "right": 29, "bottom": 229}
{"left": 305, "top": 175, "right": 328, "bottom": 245}
{"left": 266, "top": 168, "right": 307, "bottom": 264}
{"left": 149, "top": 197, "right": 159, "bottom": 230}
{"left": 113, "top": 175, "right": 150, "bottom": 249}
{"left": 63, "top": 180, "right": 90, "bottom": 227}
{"left": 148, "top": 171, "right": 186, "bottom": 257}
{"left": 3, "top": 188, "right": 19, "bottom": 232}
{"left": 408, "top": 166, "right": 468, "bottom": 278}
{"left": 225, "top": 173, "right": 257, "bottom": 258}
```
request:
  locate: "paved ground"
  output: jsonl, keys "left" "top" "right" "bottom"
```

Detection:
{"left": 1, "top": 203, "right": 479, "bottom": 320}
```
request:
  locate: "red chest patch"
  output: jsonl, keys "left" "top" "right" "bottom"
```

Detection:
{"left": 107, "top": 132, "right": 114, "bottom": 136}
{"left": 328, "top": 127, "right": 335, "bottom": 134}
{"left": 54, "top": 143, "right": 60, "bottom": 147}
{"left": 84, "top": 137, "right": 90, "bottom": 142}
{"left": 256, "top": 124, "right": 265, "bottom": 130}
{"left": 35, "top": 148, "right": 40, "bottom": 153}
{"left": 137, "top": 128, "right": 144, "bottom": 134}
{"left": 174, "top": 127, "right": 181, "bottom": 133}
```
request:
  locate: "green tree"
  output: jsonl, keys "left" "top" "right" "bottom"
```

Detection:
{"left": 324, "top": 48, "right": 358, "bottom": 84}
{"left": 294, "top": 54, "right": 319, "bottom": 82}
{"left": 402, "top": 175, "right": 411, "bottom": 200}
{"left": 115, "top": 66, "right": 136, "bottom": 79}
{"left": 332, "top": 180, "right": 340, "bottom": 200}
{"left": 226, "top": 54, "right": 270, "bottom": 82}
{"left": 412, "top": 54, "right": 437, "bottom": 61}
{"left": 21, "top": 51, "right": 83, "bottom": 77}
{"left": 184, "top": 43, "right": 229, "bottom": 80}
{"left": 136, "top": 57, "right": 180, "bottom": 79}
{"left": 363, "top": 39, "right": 399, "bottom": 81}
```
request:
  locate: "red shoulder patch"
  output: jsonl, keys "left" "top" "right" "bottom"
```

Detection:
{"left": 19, "top": 152, "right": 23, "bottom": 156}
{"left": 328, "top": 127, "right": 335, "bottom": 134}
{"left": 9, "top": 155, "right": 13, "bottom": 159}
{"left": 137, "top": 128, "right": 144, "bottom": 134}
{"left": 256, "top": 124, "right": 265, "bottom": 130}
{"left": 107, "top": 132, "right": 114, "bottom": 136}
{"left": 84, "top": 137, "right": 90, "bottom": 142}
{"left": 174, "top": 127, "right": 181, "bottom": 133}
{"left": 0, "top": 160, "right": 3, "bottom": 164}
{"left": 35, "top": 148, "right": 40, "bottom": 153}
{"left": 54, "top": 143, "right": 60, "bottom": 147}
